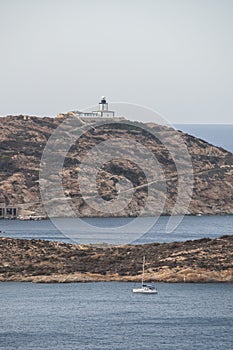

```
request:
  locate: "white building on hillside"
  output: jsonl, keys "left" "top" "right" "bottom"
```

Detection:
{"left": 57, "top": 97, "right": 124, "bottom": 121}
{"left": 75, "top": 96, "right": 115, "bottom": 118}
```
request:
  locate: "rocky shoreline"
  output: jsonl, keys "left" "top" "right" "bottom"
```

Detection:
{"left": 0, "top": 235, "right": 232, "bottom": 283}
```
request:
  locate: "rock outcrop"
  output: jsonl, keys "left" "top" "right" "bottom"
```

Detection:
{"left": 0, "top": 114, "right": 232, "bottom": 218}
{"left": 0, "top": 235, "right": 232, "bottom": 282}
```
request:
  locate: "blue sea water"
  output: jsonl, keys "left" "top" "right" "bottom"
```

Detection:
{"left": 0, "top": 215, "right": 232, "bottom": 244}
{"left": 175, "top": 124, "right": 233, "bottom": 153}
{"left": 0, "top": 282, "right": 232, "bottom": 350}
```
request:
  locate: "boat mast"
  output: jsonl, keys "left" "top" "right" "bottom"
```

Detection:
{"left": 142, "top": 256, "right": 145, "bottom": 286}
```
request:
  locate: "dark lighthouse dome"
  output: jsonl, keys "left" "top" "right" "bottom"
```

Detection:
{"left": 100, "top": 96, "right": 107, "bottom": 104}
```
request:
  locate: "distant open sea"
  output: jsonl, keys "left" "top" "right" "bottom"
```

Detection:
{"left": 175, "top": 124, "right": 233, "bottom": 153}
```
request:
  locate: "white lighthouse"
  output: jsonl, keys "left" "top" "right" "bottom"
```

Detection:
{"left": 63, "top": 96, "right": 119, "bottom": 119}
{"left": 99, "top": 96, "right": 108, "bottom": 111}
{"left": 95, "top": 96, "right": 115, "bottom": 117}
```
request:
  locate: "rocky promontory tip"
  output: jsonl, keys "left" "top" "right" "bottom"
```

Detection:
{"left": 0, "top": 235, "right": 232, "bottom": 283}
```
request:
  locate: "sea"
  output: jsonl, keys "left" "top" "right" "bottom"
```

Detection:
{"left": 0, "top": 124, "right": 232, "bottom": 349}
{"left": 175, "top": 124, "right": 233, "bottom": 153}
{"left": 0, "top": 282, "right": 232, "bottom": 350}
{"left": 0, "top": 215, "right": 232, "bottom": 245}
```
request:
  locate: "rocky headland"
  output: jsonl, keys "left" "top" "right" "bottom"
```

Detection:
{"left": 0, "top": 114, "right": 232, "bottom": 218}
{"left": 0, "top": 235, "right": 232, "bottom": 283}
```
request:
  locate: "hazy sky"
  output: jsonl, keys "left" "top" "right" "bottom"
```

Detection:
{"left": 0, "top": 0, "right": 233, "bottom": 123}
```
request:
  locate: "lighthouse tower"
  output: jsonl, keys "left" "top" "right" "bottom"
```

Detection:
{"left": 95, "top": 96, "right": 115, "bottom": 117}
{"left": 99, "top": 96, "right": 108, "bottom": 112}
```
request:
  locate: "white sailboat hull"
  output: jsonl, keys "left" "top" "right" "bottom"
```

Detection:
{"left": 132, "top": 286, "right": 158, "bottom": 294}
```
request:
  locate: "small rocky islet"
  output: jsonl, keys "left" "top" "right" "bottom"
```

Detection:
{"left": 0, "top": 235, "right": 232, "bottom": 283}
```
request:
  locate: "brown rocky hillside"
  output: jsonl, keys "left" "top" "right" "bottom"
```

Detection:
{"left": 0, "top": 235, "right": 232, "bottom": 282}
{"left": 0, "top": 114, "right": 232, "bottom": 218}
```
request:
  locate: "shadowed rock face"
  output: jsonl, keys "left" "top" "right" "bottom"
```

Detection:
{"left": 0, "top": 236, "right": 232, "bottom": 283}
{"left": 0, "top": 115, "right": 232, "bottom": 218}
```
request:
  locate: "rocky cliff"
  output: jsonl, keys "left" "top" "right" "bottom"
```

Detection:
{"left": 0, "top": 235, "right": 232, "bottom": 282}
{"left": 0, "top": 114, "right": 232, "bottom": 218}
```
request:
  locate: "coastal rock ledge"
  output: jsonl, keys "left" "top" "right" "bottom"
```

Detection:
{"left": 0, "top": 235, "right": 232, "bottom": 283}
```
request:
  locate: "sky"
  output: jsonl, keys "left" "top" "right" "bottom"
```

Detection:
{"left": 0, "top": 0, "right": 233, "bottom": 123}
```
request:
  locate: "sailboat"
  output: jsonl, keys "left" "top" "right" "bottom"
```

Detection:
{"left": 132, "top": 256, "right": 158, "bottom": 294}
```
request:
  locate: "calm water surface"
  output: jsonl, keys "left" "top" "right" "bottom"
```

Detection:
{"left": 0, "top": 282, "right": 232, "bottom": 350}
{"left": 0, "top": 215, "right": 232, "bottom": 244}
